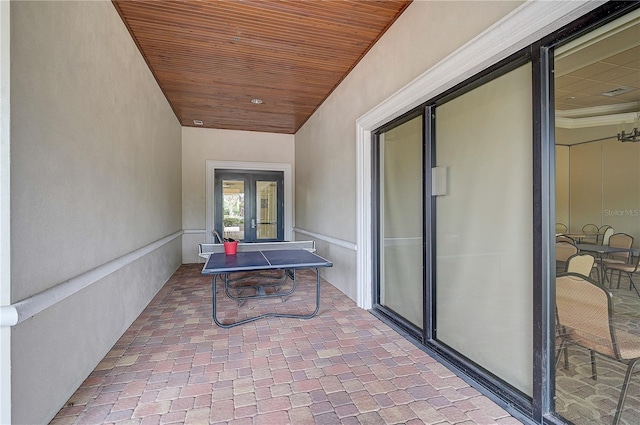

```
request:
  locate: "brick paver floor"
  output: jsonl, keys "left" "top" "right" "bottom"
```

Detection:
{"left": 51, "top": 264, "right": 522, "bottom": 424}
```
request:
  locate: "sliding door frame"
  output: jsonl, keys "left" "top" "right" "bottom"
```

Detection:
{"left": 535, "top": 3, "right": 640, "bottom": 423}
{"left": 531, "top": 39, "right": 554, "bottom": 423}
{"left": 372, "top": 48, "right": 536, "bottom": 420}
{"left": 371, "top": 108, "right": 426, "bottom": 343}
{"left": 424, "top": 51, "right": 536, "bottom": 421}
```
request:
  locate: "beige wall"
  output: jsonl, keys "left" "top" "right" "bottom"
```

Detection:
{"left": 181, "top": 127, "right": 294, "bottom": 263}
{"left": 556, "top": 124, "right": 640, "bottom": 245}
{"left": 603, "top": 139, "right": 640, "bottom": 244}
{"left": 294, "top": 1, "right": 523, "bottom": 298}
{"left": 10, "top": 2, "right": 182, "bottom": 423}
{"left": 568, "top": 142, "right": 602, "bottom": 233}
{"left": 556, "top": 146, "right": 570, "bottom": 228}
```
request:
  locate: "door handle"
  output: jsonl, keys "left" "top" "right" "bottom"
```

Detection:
{"left": 251, "top": 218, "right": 256, "bottom": 229}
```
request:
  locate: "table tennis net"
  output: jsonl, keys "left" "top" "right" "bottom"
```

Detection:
{"left": 199, "top": 240, "right": 315, "bottom": 258}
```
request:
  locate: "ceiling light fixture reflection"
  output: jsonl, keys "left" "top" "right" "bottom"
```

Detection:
{"left": 602, "top": 86, "right": 635, "bottom": 97}
{"left": 575, "top": 112, "right": 640, "bottom": 144}
{"left": 251, "top": 98, "right": 263, "bottom": 104}
{"left": 618, "top": 127, "right": 639, "bottom": 143}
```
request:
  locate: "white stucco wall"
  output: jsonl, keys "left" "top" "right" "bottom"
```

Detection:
{"left": 294, "top": 1, "right": 523, "bottom": 299}
{"left": 0, "top": 2, "right": 11, "bottom": 424}
{"left": 181, "top": 127, "right": 294, "bottom": 263}
{"left": 10, "top": 2, "right": 182, "bottom": 424}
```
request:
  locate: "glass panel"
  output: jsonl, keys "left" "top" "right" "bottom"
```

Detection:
{"left": 256, "top": 180, "right": 278, "bottom": 240}
{"left": 222, "top": 180, "right": 244, "bottom": 241}
{"left": 379, "top": 116, "right": 423, "bottom": 328}
{"left": 435, "top": 64, "right": 533, "bottom": 395}
{"left": 554, "top": 10, "right": 640, "bottom": 424}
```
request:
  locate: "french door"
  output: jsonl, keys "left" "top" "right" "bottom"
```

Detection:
{"left": 214, "top": 169, "right": 284, "bottom": 242}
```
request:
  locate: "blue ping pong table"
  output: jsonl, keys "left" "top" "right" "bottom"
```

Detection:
{"left": 201, "top": 245, "right": 333, "bottom": 328}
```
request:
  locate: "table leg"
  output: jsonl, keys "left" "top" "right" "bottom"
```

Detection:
{"left": 224, "top": 270, "right": 297, "bottom": 302}
{"left": 598, "top": 254, "right": 605, "bottom": 285}
{"left": 211, "top": 268, "right": 322, "bottom": 328}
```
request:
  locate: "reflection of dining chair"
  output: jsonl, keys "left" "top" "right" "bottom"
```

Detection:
{"left": 556, "top": 242, "right": 578, "bottom": 273}
{"left": 556, "top": 223, "right": 568, "bottom": 234}
{"left": 604, "top": 253, "right": 640, "bottom": 297}
{"left": 582, "top": 223, "right": 599, "bottom": 244}
{"left": 565, "top": 253, "right": 595, "bottom": 278}
{"left": 598, "top": 225, "right": 614, "bottom": 245}
{"left": 556, "top": 235, "right": 575, "bottom": 245}
{"left": 556, "top": 273, "right": 640, "bottom": 425}
{"left": 602, "top": 233, "right": 634, "bottom": 267}
{"left": 594, "top": 234, "right": 633, "bottom": 287}
{"left": 556, "top": 242, "right": 578, "bottom": 261}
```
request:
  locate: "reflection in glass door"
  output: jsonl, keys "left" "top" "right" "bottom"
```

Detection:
{"left": 256, "top": 180, "right": 278, "bottom": 240}
{"left": 220, "top": 179, "right": 245, "bottom": 241}
{"left": 215, "top": 170, "right": 284, "bottom": 242}
{"left": 374, "top": 114, "right": 424, "bottom": 331}
{"left": 553, "top": 11, "right": 640, "bottom": 424}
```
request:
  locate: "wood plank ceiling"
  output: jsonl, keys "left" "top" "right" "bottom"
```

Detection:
{"left": 113, "top": 1, "right": 411, "bottom": 134}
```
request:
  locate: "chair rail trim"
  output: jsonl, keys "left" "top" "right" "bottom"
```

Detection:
{"left": 0, "top": 230, "right": 183, "bottom": 327}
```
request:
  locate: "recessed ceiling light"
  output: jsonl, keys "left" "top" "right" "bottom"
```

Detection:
{"left": 251, "top": 98, "right": 263, "bottom": 104}
{"left": 193, "top": 120, "right": 204, "bottom": 125}
{"left": 602, "top": 86, "right": 636, "bottom": 97}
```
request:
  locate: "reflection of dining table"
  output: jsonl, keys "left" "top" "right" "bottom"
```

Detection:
{"left": 564, "top": 233, "right": 598, "bottom": 243}
{"left": 576, "top": 243, "right": 635, "bottom": 283}
{"left": 563, "top": 233, "right": 585, "bottom": 243}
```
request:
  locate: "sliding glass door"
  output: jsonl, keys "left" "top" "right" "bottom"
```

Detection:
{"left": 553, "top": 10, "right": 640, "bottom": 424}
{"left": 374, "top": 114, "right": 424, "bottom": 332}
{"left": 370, "top": 3, "right": 639, "bottom": 424}
{"left": 433, "top": 63, "right": 534, "bottom": 395}
{"left": 373, "top": 62, "right": 534, "bottom": 398}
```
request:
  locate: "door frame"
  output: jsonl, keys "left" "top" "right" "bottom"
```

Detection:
{"left": 206, "top": 160, "right": 293, "bottom": 244}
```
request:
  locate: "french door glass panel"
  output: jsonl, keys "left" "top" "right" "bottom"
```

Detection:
{"left": 222, "top": 180, "right": 245, "bottom": 241}
{"left": 215, "top": 170, "right": 284, "bottom": 242}
{"left": 256, "top": 180, "right": 278, "bottom": 240}
{"left": 378, "top": 116, "right": 424, "bottom": 328}
{"left": 434, "top": 63, "right": 533, "bottom": 395}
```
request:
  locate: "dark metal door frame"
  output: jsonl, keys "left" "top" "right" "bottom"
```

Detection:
{"left": 214, "top": 169, "right": 284, "bottom": 242}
